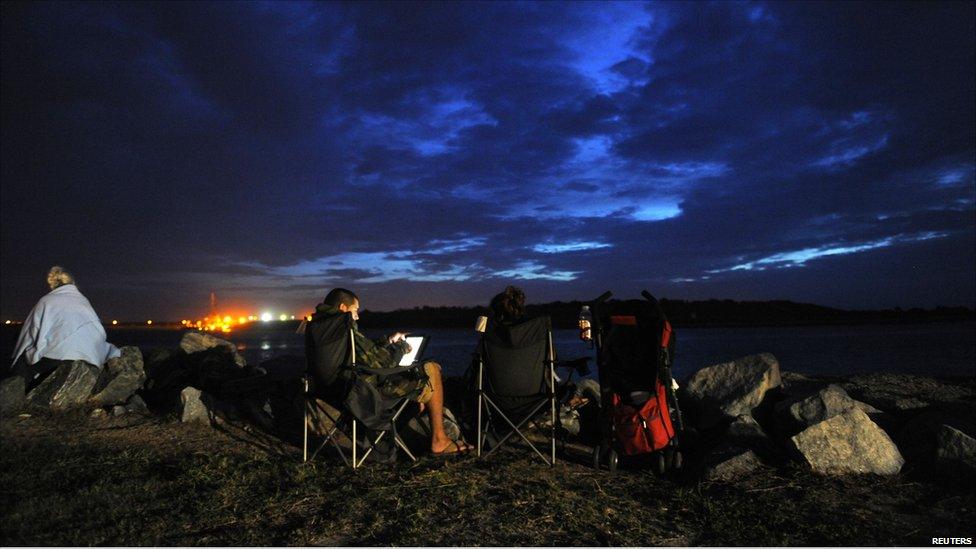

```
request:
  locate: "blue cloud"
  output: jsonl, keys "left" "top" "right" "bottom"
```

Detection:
{"left": 1, "top": 1, "right": 973, "bottom": 317}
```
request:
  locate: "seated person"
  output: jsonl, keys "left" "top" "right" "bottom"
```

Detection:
{"left": 486, "top": 286, "right": 601, "bottom": 439}
{"left": 310, "top": 288, "right": 471, "bottom": 455}
{"left": 489, "top": 285, "right": 526, "bottom": 326}
{"left": 9, "top": 266, "right": 121, "bottom": 391}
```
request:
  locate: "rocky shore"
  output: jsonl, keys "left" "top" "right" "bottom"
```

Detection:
{"left": 1, "top": 332, "right": 974, "bottom": 545}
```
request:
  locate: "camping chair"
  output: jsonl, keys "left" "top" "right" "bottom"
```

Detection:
{"left": 475, "top": 316, "right": 558, "bottom": 465}
{"left": 302, "top": 312, "right": 419, "bottom": 468}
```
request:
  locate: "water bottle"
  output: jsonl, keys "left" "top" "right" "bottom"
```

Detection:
{"left": 578, "top": 305, "right": 593, "bottom": 341}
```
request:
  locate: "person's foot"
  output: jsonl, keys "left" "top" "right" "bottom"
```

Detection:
{"left": 431, "top": 438, "right": 472, "bottom": 455}
{"left": 567, "top": 395, "right": 590, "bottom": 410}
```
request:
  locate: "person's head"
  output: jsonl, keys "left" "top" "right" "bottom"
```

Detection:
{"left": 46, "top": 266, "right": 74, "bottom": 290}
{"left": 490, "top": 285, "right": 526, "bottom": 323}
{"left": 323, "top": 287, "right": 360, "bottom": 320}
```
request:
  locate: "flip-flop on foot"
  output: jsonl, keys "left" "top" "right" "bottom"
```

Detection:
{"left": 431, "top": 440, "right": 472, "bottom": 457}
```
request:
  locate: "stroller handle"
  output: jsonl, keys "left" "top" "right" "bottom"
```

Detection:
{"left": 642, "top": 290, "right": 666, "bottom": 318}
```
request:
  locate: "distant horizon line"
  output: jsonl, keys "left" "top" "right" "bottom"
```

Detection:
{"left": 2, "top": 296, "right": 973, "bottom": 325}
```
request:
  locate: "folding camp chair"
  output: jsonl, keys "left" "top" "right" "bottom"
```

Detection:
{"left": 474, "top": 316, "right": 558, "bottom": 465}
{"left": 302, "top": 312, "right": 419, "bottom": 468}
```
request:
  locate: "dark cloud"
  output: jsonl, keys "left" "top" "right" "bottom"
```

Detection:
{"left": 2, "top": 1, "right": 973, "bottom": 320}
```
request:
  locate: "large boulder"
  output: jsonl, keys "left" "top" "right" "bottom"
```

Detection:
{"left": 706, "top": 449, "right": 763, "bottom": 481}
{"left": 841, "top": 373, "right": 974, "bottom": 416}
{"left": 1, "top": 376, "right": 26, "bottom": 415}
{"left": 704, "top": 415, "right": 778, "bottom": 477}
{"left": 90, "top": 346, "right": 146, "bottom": 406}
{"left": 180, "top": 332, "right": 246, "bottom": 367}
{"left": 936, "top": 425, "right": 976, "bottom": 469}
{"left": 896, "top": 412, "right": 976, "bottom": 465}
{"left": 721, "top": 414, "right": 779, "bottom": 458}
{"left": 177, "top": 386, "right": 239, "bottom": 426}
{"left": 683, "top": 353, "right": 782, "bottom": 427}
{"left": 26, "top": 360, "right": 100, "bottom": 410}
{"left": 125, "top": 394, "right": 150, "bottom": 415}
{"left": 790, "top": 408, "right": 904, "bottom": 475}
{"left": 775, "top": 384, "right": 880, "bottom": 434}
{"left": 179, "top": 387, "right": 211, "bottom": 424}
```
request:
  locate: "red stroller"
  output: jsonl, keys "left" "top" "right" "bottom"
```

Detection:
{"left": 588, "top": 290, "right": 684, "bottom": 474}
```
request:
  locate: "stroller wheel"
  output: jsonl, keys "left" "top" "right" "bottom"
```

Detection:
{"left": 655, "top": 452, "right": 666, "bottom": 475}
{"left": 592, "top": 446, "right": 602, "bottom": 470}
{"left": 608, "top": 449, "right": 619, "bottom": 474}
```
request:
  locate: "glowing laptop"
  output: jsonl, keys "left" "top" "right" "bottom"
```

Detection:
{"left": 398, "top": 335, "right": 429, "bottom": 366}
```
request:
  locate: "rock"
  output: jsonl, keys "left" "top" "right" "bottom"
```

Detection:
{"left": 897, "top": 412, "right": 976, "bottom": 463}
{"left": 402, "top": 406, "right": 463, "bottom": 451}
{"left": 112, "top": 405, "right": 127, "bottom": 416}
{"left": 721, "top": 414, "right": 779, "bottom": 457}
{"left": 936, "top": 425, "right": 976, "bottom": 469}
{"left": 726, "top": 414, "right": 769, "bottom": 441}
{"left": 1, "top": 376, "right": 26, "bottom": 416}
{"left": 143, "top": 347, "right": 186, "bottom": 372}
{"left": 684, "top": 353, "right": 782, "bottom": 427}
{"left": 179, "top": 387, "right": 210, "bottom": 424}
{"left": 90, "top": 408, "right": 107, "bottom": 419}
{"left": 706, "top": 449, "right": 763, "bottom": 481}
{"left": 790, "top": 408, "right": 904, "bottom": 475}
{"left": 26, "top": 360, "right": 100, "bottom": 410}
{"left": 775, "top": 384, "right": 880, "bottom": 434}
{"left": 178, "top": 386, "right": 238, "bottom": 426}
{"left": 306, "top": 398, "right": 342, "bottom": 435}
{"left": 180, "top": 332, "right": 246, "bottom": 367}
{"left": 779, "top": 371, "right": 826, "bottom": 395}
{"left": 90, "top": 346, "right": 146, "bottom": 406}
{"left": 841, "top": 373, "right": 974, "bottom": 417}
{"left": 125, "top": 394, "right": 150, "bottom": 415}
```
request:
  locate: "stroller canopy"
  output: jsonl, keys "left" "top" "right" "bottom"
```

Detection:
{"left": 601, "top": 300, "right": 670, "bottom": 396}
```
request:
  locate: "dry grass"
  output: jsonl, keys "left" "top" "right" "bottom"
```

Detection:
{"left": 1, "top": 409, "right": 973, "bottom": 546}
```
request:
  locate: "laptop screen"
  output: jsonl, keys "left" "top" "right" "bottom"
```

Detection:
{"left": 398, "top": 335, "right": 428, "bottom": 366}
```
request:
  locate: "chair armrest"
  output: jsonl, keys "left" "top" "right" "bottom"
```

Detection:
{"left": 349, "top": 364, "right": 421, "bottom": 378}
{"left": 554, "top": 356, "right": 591, "bottom": 376}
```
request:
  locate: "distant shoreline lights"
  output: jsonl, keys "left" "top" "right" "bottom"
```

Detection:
{"left": 174, "top": 311, "right": 311, "bottom": 333}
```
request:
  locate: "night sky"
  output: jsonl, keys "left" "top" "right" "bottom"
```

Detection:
{"left": 2, "top": 1, "right": 974, "bottom": 321}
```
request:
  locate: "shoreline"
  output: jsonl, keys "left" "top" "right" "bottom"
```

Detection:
{"left": 2, "top": 367, "right": 974, "bottom": 546}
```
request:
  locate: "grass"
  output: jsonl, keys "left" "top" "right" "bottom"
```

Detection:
{"left": 1, "top": 409, "right": 973, "bottom": 546}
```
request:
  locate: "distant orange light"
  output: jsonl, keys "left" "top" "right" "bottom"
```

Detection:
{"left": 238, "top": 317, "right": 247, "bottom": 324}
{"left": 112, "top": 320, "right": 118, "bottom": 325}
{"left": 146, "top": 320, "right": 153, "bottom": 326}
{"left": 223, "top": 315, "right": 231, "bottom": 324}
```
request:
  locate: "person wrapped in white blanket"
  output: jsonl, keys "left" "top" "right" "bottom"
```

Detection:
{"left": 9, "top": 266, "right": 120, "bottom": 392}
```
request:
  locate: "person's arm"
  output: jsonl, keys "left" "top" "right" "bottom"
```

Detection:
{"left": 10, "top": 301, "right": 43, "bottom": 368}
{"left": 354, "top": 330, "right": 409, "bottom": 369}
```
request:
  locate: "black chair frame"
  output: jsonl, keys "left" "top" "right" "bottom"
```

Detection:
{"left": 475, "top": 325, "right": 558, "bottom": 466}
{"left": 302, "top": 327, "right": 419, "bottom": 469}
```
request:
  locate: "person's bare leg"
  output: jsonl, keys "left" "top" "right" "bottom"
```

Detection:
{"left": 425, "top": 362, "right": 469, "bottom": 453}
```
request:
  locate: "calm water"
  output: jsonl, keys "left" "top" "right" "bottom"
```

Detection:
{"left": 4, "top": 323, "right": 973, "bottom": 379}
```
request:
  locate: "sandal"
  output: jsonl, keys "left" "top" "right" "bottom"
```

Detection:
{"left": 431, "top": 439, "right": 472, "bottom": 457}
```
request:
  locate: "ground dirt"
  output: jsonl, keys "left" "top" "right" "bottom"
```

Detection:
{"left": 2, "top": 407, "right": 973, "bottom": 546}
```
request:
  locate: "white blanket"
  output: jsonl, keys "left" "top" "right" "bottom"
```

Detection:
{"left": 11, "top": 284, "right": 120, "bottom": 369}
